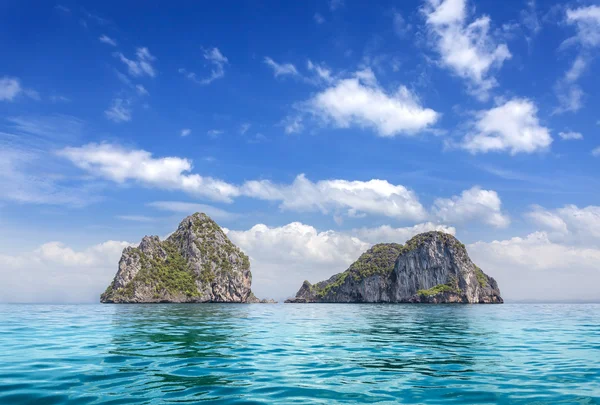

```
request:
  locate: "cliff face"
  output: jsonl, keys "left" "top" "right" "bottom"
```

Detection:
{"left": 285, "top": 232, "right": 502, "bottom": 304}
{"left": 101, "top": 213, "right": 256, "bottom": 303}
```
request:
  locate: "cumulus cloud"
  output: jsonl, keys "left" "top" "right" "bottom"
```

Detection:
{"left": 242, "top": 174, "right": 428, "bottom": 221}
{"left": 99, "top": 34, "right": 117, "bottom": 46}
{"left": 314, "top": 13, "right": 325, "bottom": 24}
{"left": 0, "top": 240, "right": 131, "bottom": 303}
{"left": 423, "top": 0, "right": 511, "bottom": 100}
{"left": 57, "top": 143, "right": 241, "bottom": 202}
{"left": 558, "top": 131, "right": 583, "bottom": 140}
{"left": 461, "top": 98, "right": 552, "bottom": 155}
{"left": 264, "top": 57, "right": 299, "bottom": 77}
{"left": 352, "top": 222, "right": 455, "bottom": 244}
{"left": 469, "top": 232, "right": 600, "bottom": 301}
{"left": 179, "top": 48, "right": 228, "bottom": 85}
{"left": 593, "top": 146, "right": 600, "bottom": 157}
{"left": 226, "top": 221, "right": 451, "bottom": 299}
{"left": 433, "top": 186, "right": 510, "bottom": 228}
{"left": 180, "top": 128, "right": 191, "bottom": 137}
{"left": 306, "top": 68, "right": 439, "bottom": 136}
{"left": 117, "top": 47, "right": 156, "bottom": 78}
{"left": 58, "top": 144, "right": 430, "bottom": 220}
{"left": 104, "top": 98, "right": 132, "bottom": 123}
{"left": 525, "top": 204, "right": 600, "bottom": 246}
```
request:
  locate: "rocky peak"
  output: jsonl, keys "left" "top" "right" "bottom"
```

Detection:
{"left": 101, "top": 212, "right": 267, "bottom": 303}
{"left": 286, "top": 231, "right": 502, "bottom": 304}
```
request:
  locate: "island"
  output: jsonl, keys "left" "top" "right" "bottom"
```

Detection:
{"left": 100, "top": 213, "right": 275, "bottom": 303}
{"left": 285, "top": 231, "right": 503, "bottom": 304}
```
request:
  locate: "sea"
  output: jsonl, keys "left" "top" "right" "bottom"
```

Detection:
{"left": 0, "top": 303, "right": 599, "bottom": 404}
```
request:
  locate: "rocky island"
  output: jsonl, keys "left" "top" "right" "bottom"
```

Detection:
{"left": 285, "top": 231, "right": 502, "bottom": 304}
{"left": 101, "top": 213, "right": 275, "bottom": 303}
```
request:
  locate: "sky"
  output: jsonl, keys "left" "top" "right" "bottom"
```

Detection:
{"left": 1, "top": 0, "right": 599, "bottom": 303}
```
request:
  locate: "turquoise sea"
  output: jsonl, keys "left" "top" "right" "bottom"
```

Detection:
{"left": 1, "top": 304, "right": 599, "bottom": 404}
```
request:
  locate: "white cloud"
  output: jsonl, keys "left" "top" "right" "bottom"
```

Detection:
{"left": 117, "top": 47, "right": 156, "bottom": 78}
{"left": 147, "top": 201, "right": 236, "bottom": 220}
{"left": 0, "top": 77, "right": 37, "bottom": 102}
{"left": 306, "top": 68, "right": 439, "bottom": 136}
{"left": 461, "top": 98, "right": 552, "bottom": 155}
{"left": 423, "top": 0, "right": 511, "bottom": 100}
{"left": 226, "top": 221, "right": 448, "bottom": 299}
{"left": 555, "top": 6, "right": 600, "bottom": 113}
{"left": 520, "top": 0, "right": 541, "bottom": 42}
{"left": 0, "top": 77, "right": 22, "bottom": 101}
{"left": 6, "top": 114, "right": 84, "bottom": 142}
{"left": 242, "top": 173, "right": 427, "bottom": 221}
{"left": 352, "top": 222, "right": 455, "bottom": 244}
{"left": 553, "top": 81, "right": 583, "bottom": 114}
{"left": 314, "top": 13, "right": 325, "bottom": 24}
{"left": 0, "top": 147, "right": 96, "bottom": 207}
{"left": 554, "top": 57, "right": 587, "bottom": 114}
{"left": 565, "top": 56, "right": 587, "bottom": 82}
{"left": 104, "top": 98, "right": 132, "bottom": 123}
{"left": 57, "top": 143, "right": 241, "bottom": 202}
{"left": 179, "top": 47, "right": 228, "bottom": 85}
{"left": 525, "top": 205, "right": 568, "bottom": 235}
{"left": 99, "top": 34, "right": 117, "bottom": 46}
{"left": 565, "top": 5, "right": 600, "bottom": 48}
{"left": 558, "top": 131, "right": 583, "bottom": 140}
{"left": 180, "top": 128, "right": 191, "bottom": 137}
{"left": 283, "top": 115, "right": 304, "bottom": 134}
{"left": 593, "top": 146, "right": 600, "bottom": 157}
{"left": 469, "top": 232, "right": 600, "bottom": 301}
{"left": 264, "top": 57, "right": 299, "bottom": 77}
{"left": 135, "top": 84, "right": 149, "bottom": 96}
{"left": 526, "top": 204, "right": 600, "bottom": 246}
{"left": 307, "top": 60, "right": 333, "bottom": 83}
{"left": 58, "top": 144, "right": 518, "bottom": 225}
{"left": 0, "top": 240, "right": 131, "bottom": 303}
{"left": 433, "top": 186, "right": 510, "bottom": 228}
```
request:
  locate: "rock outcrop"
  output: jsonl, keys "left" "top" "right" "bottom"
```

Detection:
{"left": 285, "top": 232, "right": 502, "bottom": 304}
{"left": 101, "top": 213, "right": 270, "bottom": 303}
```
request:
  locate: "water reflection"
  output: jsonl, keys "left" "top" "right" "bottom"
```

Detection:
{"left": 0, "top": 303, "right": 598, "bottom": 404}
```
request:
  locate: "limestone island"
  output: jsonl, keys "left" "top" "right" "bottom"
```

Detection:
{"left": 285, "top": 231, "right": 502, "bottom": 304}
{"left": 101, "top": 213, "right": 276, "bottom": 303}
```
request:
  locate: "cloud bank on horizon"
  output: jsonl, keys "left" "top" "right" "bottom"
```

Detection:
{"left": 0, "top": 0, "right": 599, "bottom": 303}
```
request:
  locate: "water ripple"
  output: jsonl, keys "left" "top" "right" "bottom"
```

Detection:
{"left": 0, "top": 303, "right": 599, "bottom": 404}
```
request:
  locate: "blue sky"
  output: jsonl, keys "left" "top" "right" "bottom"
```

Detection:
{"left": 1, "top": 0, "right": 600, "bottom": 303}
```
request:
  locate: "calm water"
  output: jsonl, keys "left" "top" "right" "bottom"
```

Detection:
{"left": 0, "top": 304, "right": 599, "bottom": 404}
